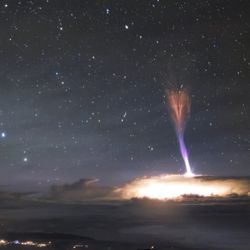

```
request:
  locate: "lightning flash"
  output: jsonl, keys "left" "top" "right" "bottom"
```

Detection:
{"left": 166, "top": 88, "right": 193, "bottom": 176}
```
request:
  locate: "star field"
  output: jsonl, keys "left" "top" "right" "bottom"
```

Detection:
{"left": 0, "top": 0, "right": 249, "bottom": 188}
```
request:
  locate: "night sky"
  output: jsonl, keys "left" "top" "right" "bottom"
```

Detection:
{"left": 0, "top": 0, "right": 249, "bottom": 189}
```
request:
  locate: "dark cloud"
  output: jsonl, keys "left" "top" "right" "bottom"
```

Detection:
{"left": 48, "top": 178, "right": 119, "bottom": 202}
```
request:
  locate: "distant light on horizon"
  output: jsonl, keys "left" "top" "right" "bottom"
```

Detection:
{"left": 0, "top": 238, "right": 50, "bottom": 248}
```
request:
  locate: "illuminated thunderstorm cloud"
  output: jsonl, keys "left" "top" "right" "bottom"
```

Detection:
{"left": 46, "top": 177, "right": 250, "bottom": 201}
{"left": 118, "top": 175, "right": 250, "bottom": 200}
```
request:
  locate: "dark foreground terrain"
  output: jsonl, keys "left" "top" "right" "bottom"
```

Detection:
{"left": 0, "top": 196, "right": 249, "bottom": 250}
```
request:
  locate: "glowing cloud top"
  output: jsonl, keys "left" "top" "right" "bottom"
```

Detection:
{"left": 119, "top": 175, "right": 250, "bottom": 200}
{"left": 166, "top": 88, "right": 193, "bottom": 176}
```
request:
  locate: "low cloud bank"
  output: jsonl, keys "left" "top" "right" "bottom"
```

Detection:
{"left": 49, "top": 178, "right": 119, "bottom": 201}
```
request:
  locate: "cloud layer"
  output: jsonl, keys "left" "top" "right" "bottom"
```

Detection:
{"left": 48, "top": 178, "right": 119, "bottom": 201}
{"left": 46, "top": 175, "right": 250, "bottom": 202}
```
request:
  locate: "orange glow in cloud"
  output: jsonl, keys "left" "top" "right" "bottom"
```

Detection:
{"left": 118, "top": 175, "right": 250, "bottom": 200}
